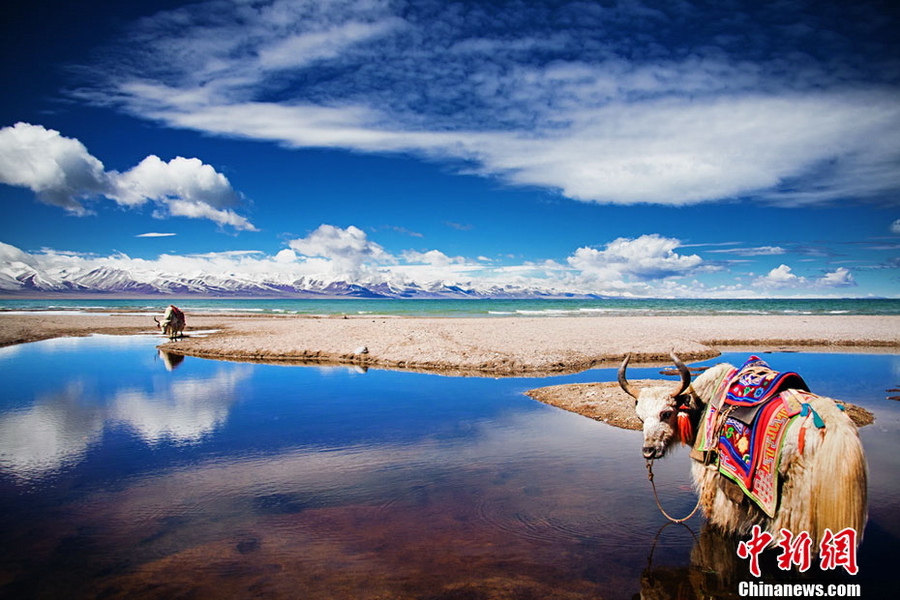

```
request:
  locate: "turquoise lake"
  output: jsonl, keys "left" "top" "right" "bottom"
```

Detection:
{"left": 3, "top": 297, "right": 900, "bottom": 317}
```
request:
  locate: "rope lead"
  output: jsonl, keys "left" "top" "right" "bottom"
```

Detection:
{"left": 646, "top": 459, "right": 702, "bottom": 524}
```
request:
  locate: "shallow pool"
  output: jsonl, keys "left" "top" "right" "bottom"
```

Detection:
{"left": 1, "top": 336, "right": 897, "bottom": 598}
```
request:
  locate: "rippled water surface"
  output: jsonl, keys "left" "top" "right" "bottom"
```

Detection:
{"left": 1, "top": 336, "right": 898, "bottom": 598}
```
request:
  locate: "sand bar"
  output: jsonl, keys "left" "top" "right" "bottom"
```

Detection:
{"left": 1, "top": 312, "right": 897, "bottom": 376}
{"left": 524, "top": 379, "right": 875, "bottom": 431}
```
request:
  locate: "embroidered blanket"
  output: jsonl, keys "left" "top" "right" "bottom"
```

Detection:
{"left": 694, "top": 356, "right": 809, "bottom": 517}
{"left": 163, "top": 304, "right": 184, "bottom": 324}
{"left": 723, "top": 355, "right": 807, "bottom": 407}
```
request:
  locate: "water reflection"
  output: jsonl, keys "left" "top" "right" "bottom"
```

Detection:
{"left": 156, "top": 349, "right": 185, "bottom": 371}
{"left": 0, "top": 380, "right": 104, "bottom": 479}
{"left": 635, "top": 520, "right": 876, "bottom": 600}
{"left": 0, "top": 340, "right": 897, "bottom": 599}
{"left": 0, "top": 337, "right": 249, "bottom": 481}
{"left": 634, "top": 523, "right": 770, "bottom": 600}
{"left": 108, "top": 368, "right": 248, "bottom": 445}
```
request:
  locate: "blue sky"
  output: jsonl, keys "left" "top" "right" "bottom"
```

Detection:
{"left": 1, "top": 0, "right": 899, "bottom": 297}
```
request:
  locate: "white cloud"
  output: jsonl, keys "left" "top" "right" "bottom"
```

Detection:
{"left": 756, "top": 264, "right": 804, "bottom": 288}
{"left": 78, "top": 0, "right": 900, "bottom": 207}
{"left": 755, "top": 264, "right": 857, "bottom": 289}
{"left": 114, "top": 155, "right": 239, "bottom": 207}
{"left": 0, "top": 228, "right": 871, "bottom": 299}
{"left": 136, "top": 232, "right": 176, "bottom": 238}
{"left": 401, "top": 249, "right": 464, "bottom": 267}
{"left": 1, "top": 230, "right": 704, "bottom": 296}
{"left": 465, "top": 92, "right": 900, "bottom": 206}
{"left": 0, "top": 122, "right": 109, "bottom": 214}
{"left": 381, "top": 225, "right": 423, "bottom": 238}
{"left": 289, "top": 224, "right": 388, "bottom": 260}
{"left": 274, "top": 248, "right": 298, "bottom": 263}
{"left": 709, "top": 245, "right": 786, "bottom": 256}
{"left": 567, "top": 234, "right": 704, "bottom": 283}
{"left": 0, "top": 123, "right": 255, "bottom": 230}
{"left": 0, "top": 240, "right": 38, "bottom": 267}
{"left": 891, "top": 219, "right": 900, "bottom": 234}
{"left": 819, "top": 267, "right": 856, "bottom": 288}
{"left": 257, "top": 18, "right": 405, "bottom": 70}
{"left": 288, "top": 224, "right": 391, "bottom": 276}
{"left": 162, "top": 198, "right": 255, "bottom": 231}
{"left": 99, "top": 86, "right": 900, "bottom": 207}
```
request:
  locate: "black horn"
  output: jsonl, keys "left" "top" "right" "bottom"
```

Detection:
{"left": 670, "top": 352, "right": 692, "bottom": 398}
{"left": 618, "top": 354, "right": 639, "bottom": 400}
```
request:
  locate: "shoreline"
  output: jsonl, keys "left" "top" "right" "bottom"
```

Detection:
{"left": 525, "top": 379, "right": 875, "bottom": 431}
{"left": 2, "top": 312, "right": 898, "bottom": 376}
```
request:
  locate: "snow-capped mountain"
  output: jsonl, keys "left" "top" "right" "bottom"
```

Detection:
{"left": 0, "top": 261, "right": 591, "bottom": 299}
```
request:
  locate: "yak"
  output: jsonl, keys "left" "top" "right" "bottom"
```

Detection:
{"left": 619, "top": 353, "right": 867, "bottom": 553}
{"left": 154, "top": 304, "right": 185, "bottom": 340}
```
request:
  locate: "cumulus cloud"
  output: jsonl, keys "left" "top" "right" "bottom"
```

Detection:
{"left": 756, "top": 264, "right": 803, "bottom": 288}
{"left": 819, "top": 267, "right": 856, "bottom": 288}
{"left": 0, "top": 123, "right": 255, "bottom": 230}
{"left": 401, "top": 249, "right": 465, "bottom": 267}
{"left": 892, "top": 219, "right": 900, "bottom": 234}
{"left": 77, "top": 0, "right": 900, "bottom": 207}
{"left": 3, "top": 230, "right": 705, "bottom": 296}
{"left": 0, "top": 122, "right": 109, "bottom": 214}
{"left": 288, "top": 224, "right": 391, "bottom": 276}
{"left": 755, "top": 264, "right": 857, "bottom": 289}
{"left": 0, "top": 227, "right": 873, "bottom": 298}
{"left": 114, "top": 155, "right": 235, "bottom": 208}
{"left": 567, "top": 234, "right": 704, "bottom": 283}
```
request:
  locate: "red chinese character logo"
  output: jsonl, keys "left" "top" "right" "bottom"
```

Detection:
{"left": 776, "top": 529, "right": 812, "bottom": 572}
{"left": 737, "top": 524, "right": 773, "bottom": 577}
{"left": 819, "top": 528, "right": 859, "bottom": 575}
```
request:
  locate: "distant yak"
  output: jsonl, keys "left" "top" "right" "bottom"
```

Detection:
{"left": 154, "top": 304, "right": 185, "bottom": 340}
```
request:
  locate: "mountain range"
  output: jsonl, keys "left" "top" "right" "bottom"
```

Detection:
{"left": 0, "top": 263, "right": 590, "bottom": 299}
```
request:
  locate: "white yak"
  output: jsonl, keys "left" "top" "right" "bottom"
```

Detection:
{"left": 154, "top": 304, "right": 185, "bottom": 340}
{"left": 618, "top": 353, "right": 867, "bottom": 553}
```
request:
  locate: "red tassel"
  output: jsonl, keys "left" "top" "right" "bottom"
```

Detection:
{"left": 677, "top": 411, "right": 694, "bottom": 446}
{"left": 798, "top": 422, "right": 806, "bottom": 455}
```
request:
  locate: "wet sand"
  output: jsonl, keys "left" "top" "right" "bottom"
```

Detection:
{"left": 1, "top": 312, "right": 898, "bottom": 376}
{"left": 525, "top": 379, "right": 874, "bottom": 430}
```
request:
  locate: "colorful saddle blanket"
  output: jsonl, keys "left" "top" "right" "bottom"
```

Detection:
{"left": 694, "top": 356, "right": 811, "bottom": 517}
{"left": 722, "top": 355, "right": 808, "bottom": 408}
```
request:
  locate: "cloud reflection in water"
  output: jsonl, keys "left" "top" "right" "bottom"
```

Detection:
{"left": 0, "top": 340, "right": 249, "bottom": 481}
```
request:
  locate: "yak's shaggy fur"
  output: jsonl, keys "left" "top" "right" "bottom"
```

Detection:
{"left": 154, "top": 305, "right": 185, "bottom": 340}
{"left": 623, "top": 357, "right": 868, "bottom": 550}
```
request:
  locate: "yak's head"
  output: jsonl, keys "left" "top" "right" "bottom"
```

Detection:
{"left": 618, "top": 353, "right": 695, "bottom": 460}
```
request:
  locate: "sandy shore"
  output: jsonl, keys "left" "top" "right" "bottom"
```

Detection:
{"left": 0, "top": 311, "right": 897, "bottom": 376}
